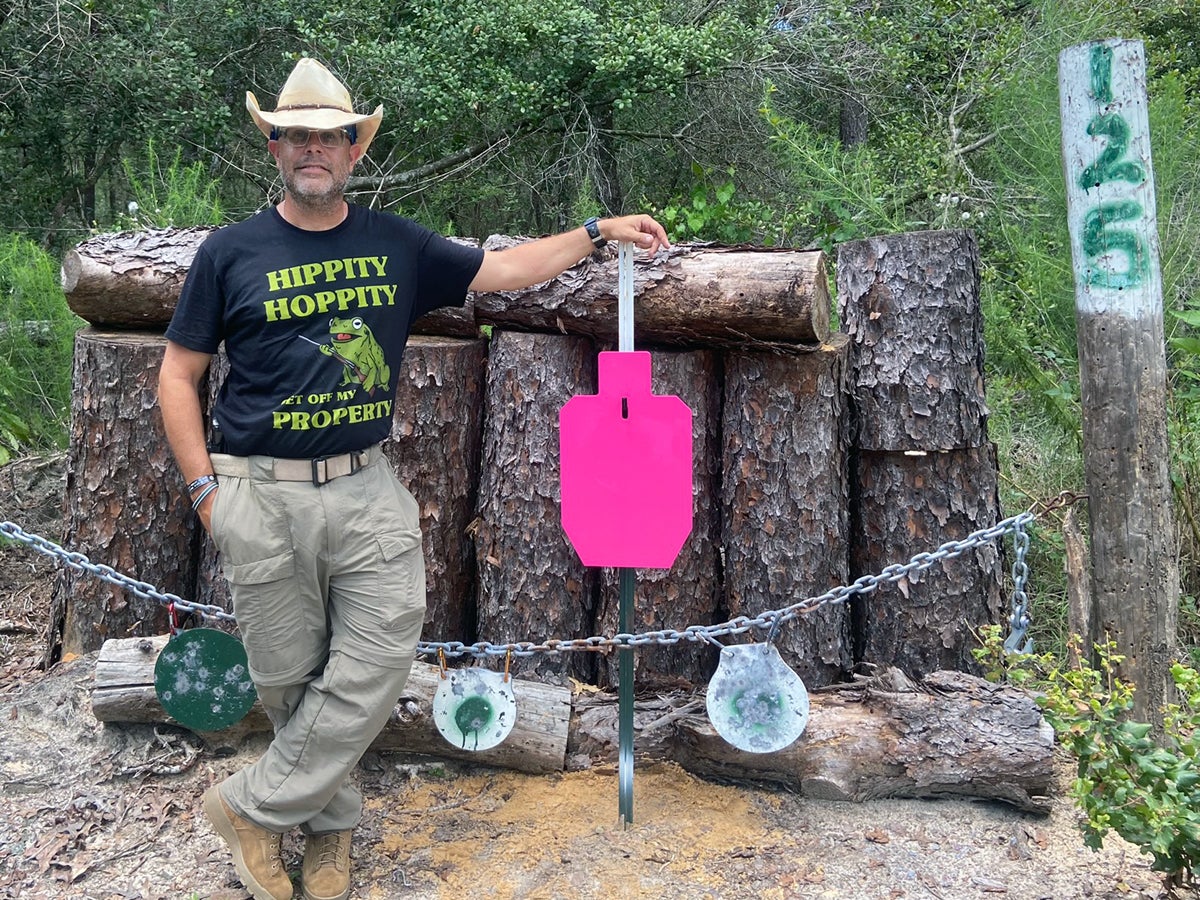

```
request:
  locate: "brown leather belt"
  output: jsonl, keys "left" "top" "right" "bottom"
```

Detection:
{"left": 211, "top": 445, "right": 378, "bottom": 486}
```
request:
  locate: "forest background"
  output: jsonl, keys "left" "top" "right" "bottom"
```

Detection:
{"left": 0, "top": 0, "right": 1198, "bottom": 665}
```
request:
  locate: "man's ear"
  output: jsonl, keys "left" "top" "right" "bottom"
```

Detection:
{"left": 349, "top": 144, "right": 366, "bottom": 166}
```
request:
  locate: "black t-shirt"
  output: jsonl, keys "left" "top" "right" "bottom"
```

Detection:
{"left": 166, "top": 205, "right": 484, "bottom": 458}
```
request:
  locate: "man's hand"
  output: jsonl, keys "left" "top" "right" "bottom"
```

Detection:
{"left": 469, "top": 213, "right": 671, "bottom": 293}
{"left": 599, "top": 214, "right": 671, "bottom": 256}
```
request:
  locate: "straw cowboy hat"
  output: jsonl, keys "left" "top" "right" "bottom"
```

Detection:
{"left": 246, "top": 58, "right": 384, "bottom": 155}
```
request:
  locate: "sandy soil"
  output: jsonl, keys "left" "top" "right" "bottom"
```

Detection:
{"left": 0, "top": 455, "right": 1186, "bottom": 900}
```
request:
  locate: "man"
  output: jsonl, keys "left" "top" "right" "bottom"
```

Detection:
{"left": 158, "top": 57, "right": 668, "bottom": 900}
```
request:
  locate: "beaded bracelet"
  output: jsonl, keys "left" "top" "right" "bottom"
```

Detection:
{"left": 186, "top": 474, "right": 217, "bottom": 495}
{"left": 191, "top": 482, "right": 219, "bottom": 511}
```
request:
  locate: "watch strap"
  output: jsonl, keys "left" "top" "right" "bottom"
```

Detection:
{"left": 583, "top": 216, "right": 606, "bottom": 249}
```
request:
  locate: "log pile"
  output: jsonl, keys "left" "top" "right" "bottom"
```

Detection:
{"left": 54, "top": 226, "right": 1037, "bottom": 804}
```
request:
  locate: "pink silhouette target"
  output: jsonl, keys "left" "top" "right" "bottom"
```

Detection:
{"left": 560, "top": 351, "right": 693, "bottom": 568}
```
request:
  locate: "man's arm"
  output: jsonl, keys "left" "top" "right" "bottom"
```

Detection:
{"left": 158, "top": 340, "right": 218, "bottom": 530}
{"left": 468, "top": 214, "right": 669, "bottom": 293}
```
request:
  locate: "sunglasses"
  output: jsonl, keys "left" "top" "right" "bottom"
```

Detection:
{"left": 274, "top": 127, "right": 354, "bottom": 148}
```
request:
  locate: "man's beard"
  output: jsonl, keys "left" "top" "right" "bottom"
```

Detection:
{"left": 282, "top": 163, "right": 350, "bottom": 210}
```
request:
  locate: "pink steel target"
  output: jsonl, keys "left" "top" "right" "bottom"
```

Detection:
{"left": 559, "top": 350, "right": 693, "bottom": 568}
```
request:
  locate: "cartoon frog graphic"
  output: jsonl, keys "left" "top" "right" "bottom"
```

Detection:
{"left": 320, "top": 316, "right": 390, "bottom": 396}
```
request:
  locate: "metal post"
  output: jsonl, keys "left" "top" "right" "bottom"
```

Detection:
{"left": 617, "top": 240, "right": 635, "bottom": 826}
{"left": 618, "top": 566, "right": 635, "bottom": 825}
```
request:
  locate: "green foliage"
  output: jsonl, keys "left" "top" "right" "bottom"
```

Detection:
{"left": 110, "top": 140, "right": 225, "bottom": 231}
{"left": 976, "top": 627, "right": 1200, "bottom": 889}
{"left": 0, "top": 234, "right": 81, "bottom": 462}
{"left": 760, "top": 93, "right": 917, "bottom": 251}
{"left": 653, "top": 164, "right": 775, "bottom": 245}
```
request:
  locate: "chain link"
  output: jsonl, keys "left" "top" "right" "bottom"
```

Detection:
{"left": 2, "top": 511, "right": 1037, "bottom": 660}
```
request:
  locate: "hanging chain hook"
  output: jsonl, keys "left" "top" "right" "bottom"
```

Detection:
{"left": 1027, "top": 490, "right": 1088, "bottom": 519}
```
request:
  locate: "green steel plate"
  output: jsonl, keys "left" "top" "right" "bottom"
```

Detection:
{"left": 432, "top": 667, "right": 517, "bottom": 751}
{"left": 706, "top": 643, "right": 809, "bottom": 753}
{"left": 154, "top": 629, "right": 257, "bottom": 731}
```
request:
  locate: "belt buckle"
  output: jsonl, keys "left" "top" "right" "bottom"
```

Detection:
{"left": 311, "top": 456, "right": 329, "bottom": 487}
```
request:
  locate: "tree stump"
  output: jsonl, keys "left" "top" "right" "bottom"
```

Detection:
{"left": 721, "top": 336, "right": 853, "bottom": 686}
{"left": 46, "top": 330, "right": 197, "bottom": 661}
{"left": 382, "top": 336, "right": 488, "bottom": 644}
{"left": 594, "top": 349, "right": 723, "bottom": 689}
{"left": 837, "top": 230, "right": 988, "bottom": 452}
{"left": 473, "top": 331, "right": 597, "bottom": 683}
{"left": 850, "top": 447, "right": 1004, "bottom": 675}
{"left": 838, "top": 231, "right": 1000, "bottom": 677}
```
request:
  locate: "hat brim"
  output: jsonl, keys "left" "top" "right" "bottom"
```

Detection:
{"left": 247, "top": 91, "right": 383, "bottom": 155}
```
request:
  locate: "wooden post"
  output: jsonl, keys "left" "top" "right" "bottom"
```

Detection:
{"left": 1060, "top": 39, "right": 1179, "bottom": 722}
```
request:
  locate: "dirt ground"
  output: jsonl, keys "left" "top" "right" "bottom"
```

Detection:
{"left": 0, "top": 454, "right": 1187, "bottom": 900}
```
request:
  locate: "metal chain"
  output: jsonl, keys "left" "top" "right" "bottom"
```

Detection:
{"left": 1003, "top": 519, "right": 1033, "bottom": 654}
{"left": 2, "top": 511, "right": 1037, "bottom": 660}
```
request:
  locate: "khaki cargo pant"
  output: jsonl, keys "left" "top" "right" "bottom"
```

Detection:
{"left": 208, "top": 445, "right": 425, "bottom": 834}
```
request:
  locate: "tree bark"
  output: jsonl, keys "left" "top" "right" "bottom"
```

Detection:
{"left": 837, "top": 230, "right": 988, "bottom": 451}
{"left": 461, "top": 241, "right": 831, "bottom": 349}
{"left": 721, "top": 336, "right": 853, "bottom": 687}
{"left": 93, "top": 638, "right": 1053, "bottom": 812}
{"left": 195, "top": 350, "right": 232, "bottom": 616}
{"left": 382, "top": 336, "right": 488, "bottom": 644}
{"left": 45, "top": 330, "right": 197, "bottom": 662}
{"left": 473, "top": 331, "right": 597, "bottom": 683}
{"left": 594, "top": 349, "right": 723, "bottom": 689}
{"left": 60, "top": 227, "right": 218, "bottom": 328}
{"left": 850, "top": 447, "right": 1004, "bottom": 677}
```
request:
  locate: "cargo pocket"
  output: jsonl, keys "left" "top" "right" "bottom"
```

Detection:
{"left": 224, "top": 549, "right": 304, "bottom": 652}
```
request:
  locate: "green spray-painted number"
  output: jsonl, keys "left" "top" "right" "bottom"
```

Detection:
{"left": 1078, "top": 114, "right": 1146, "bottom": 190}
{"left": 1082, "top": 201, "right": 1148, "bottom": 289}
{"left": 1090, "top": 43, "right": 1114, "bottom": 103}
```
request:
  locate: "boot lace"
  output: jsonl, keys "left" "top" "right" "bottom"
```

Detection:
{"left": 314, "top": 832, "right": 347, "bottom": 870}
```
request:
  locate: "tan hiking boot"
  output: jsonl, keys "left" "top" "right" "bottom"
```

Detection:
{"left": 300, "top": 829, "right": 352, "bottom": 900}
{"left": 203, "top": 785, "right": 293, "bottom": 900}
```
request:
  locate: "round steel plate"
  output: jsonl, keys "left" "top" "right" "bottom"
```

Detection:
{"left": 706, "top": 643, "right": 809, "bottom": 753}
{"left": 154, "top": 629, "right": 257, "bottom": 732}
{"left": 432, "top": 667, "right": 517, "bottom": 751}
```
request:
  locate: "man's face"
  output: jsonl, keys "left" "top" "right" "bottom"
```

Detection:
{"left": 269, "top": 128, "right": 364, "bottom": 208}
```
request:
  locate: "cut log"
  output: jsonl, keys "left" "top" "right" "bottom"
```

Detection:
{"left": 594, "top": 349, "right": 723, "bottom": 689}
{"left": 61, "top": 229, "right": 829, "bottom": 348}
{"left": 475, "top": 240, "right": 830, "bottom": 348}
{"left": 473, "top": 331, "right": 597, "bottom": 683}
{"left": 850, "top": 447, "right": 1004, "bottom": 677}
{"left": 721, "top": 336, "right": 853, "bottom": 686}
{"left": 60, "top": 227, "right": 218, "bottom": 328}
{"left": 46, "top": 329, "right": 199, "bottom": 661}
{"left": 382, "top": 336, "right": 488, "bottom": 644}
{"left": 92, "top": 638, "right": 1053, "bottom": 812}
{"left": 92, "top": 635, "right": 570, "bottom": 774}
{"left": 837, "top": 230, "right": 989, "bottom": 451}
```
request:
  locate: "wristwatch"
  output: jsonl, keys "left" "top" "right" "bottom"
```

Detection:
{"left": 583, "top": 216, "right": 607, "bottom": 249}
